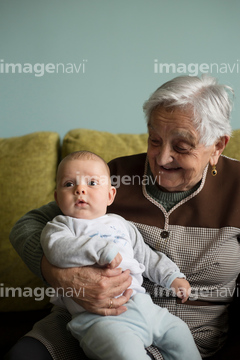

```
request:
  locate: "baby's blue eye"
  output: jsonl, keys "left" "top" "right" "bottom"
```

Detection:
{"left": 88, "top": 180, "right": 98, "bottom": 186}
{"left": 65, "top": 182, "right": 74, "bottom": 187}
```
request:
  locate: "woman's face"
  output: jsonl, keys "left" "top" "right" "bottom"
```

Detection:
{"left": 147, "top": 106, "right": 218, "bottom": 192}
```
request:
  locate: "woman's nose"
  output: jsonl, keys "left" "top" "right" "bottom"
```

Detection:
{"left": 156, "top": 144, "right": 174, "bottom": 165}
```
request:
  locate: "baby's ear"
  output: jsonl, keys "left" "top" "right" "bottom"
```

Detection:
{"left": 108, "top": 186, "right": 117, "bottom": 206}
{"left": 54, "top": 190, "right": 58, "bottom": 205}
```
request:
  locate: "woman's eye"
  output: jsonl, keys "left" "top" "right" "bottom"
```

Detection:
{"left": 174, "top": 145, "right": 190, "bottom": 153}
{"left": 150, "top": 139, "right": 160, "bottom": 146}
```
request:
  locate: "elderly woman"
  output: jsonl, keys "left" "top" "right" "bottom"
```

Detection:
{"left": 7, "top": 75, "right": 240, "bottom": 360}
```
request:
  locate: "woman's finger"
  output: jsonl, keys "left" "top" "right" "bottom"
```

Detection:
{"left": 106, "top": 270, "right": 132, "bottom": 299}
{"left": 77, "top": 289, "right": 133, "bottom": 316}
{"left": 108, "top": 252, "right": 122, "bottom": 269}
{"left": 78, "top": 269, "right": 132, "bottom": 301}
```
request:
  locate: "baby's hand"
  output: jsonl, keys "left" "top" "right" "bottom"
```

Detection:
{"left": 107, "top": 252, "right": 122, "bottom": 269}
{"left": 171, "top": 278, "right": 191, "bottom": 303}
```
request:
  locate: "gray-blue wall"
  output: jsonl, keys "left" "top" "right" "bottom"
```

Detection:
{"left": 1, "top": 0, "right": 240, "bottom": 139}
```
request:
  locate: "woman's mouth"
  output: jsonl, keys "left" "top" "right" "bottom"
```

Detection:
{"left": 160, "top": 166, "right": 181, "bottom": 172}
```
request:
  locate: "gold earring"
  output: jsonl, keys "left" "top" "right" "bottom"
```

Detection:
{"left": 211, "top": 165, "right": 217, "bottom": 176}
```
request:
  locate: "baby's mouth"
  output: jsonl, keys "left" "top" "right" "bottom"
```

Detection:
{"left": 75, "top": 199, "right": 88, "bottom": 206}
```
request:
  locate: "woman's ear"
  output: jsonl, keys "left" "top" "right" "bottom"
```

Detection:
{"left": 107, "top": 186, "right": 117, "bottom": 206}
{"left": 209, "top": 136, "right": 230, "bottom": 166}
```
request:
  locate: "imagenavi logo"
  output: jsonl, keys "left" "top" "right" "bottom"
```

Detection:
{"left": 154, "top": 59, "right": 240, "bottom": 76}
{"left": 0, "top": 59, "right": 88, "bottom": 77}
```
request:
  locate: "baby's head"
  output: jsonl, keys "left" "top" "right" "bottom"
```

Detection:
{"left": 55, "top": 151, "right": 116, "bottom": 219}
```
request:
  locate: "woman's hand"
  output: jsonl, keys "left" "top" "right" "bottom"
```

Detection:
{"left": 171, "top": 278, "right": 191, "bottom": 303}
{"left": 41, "top": 255, "right": 132, "bottom": 316}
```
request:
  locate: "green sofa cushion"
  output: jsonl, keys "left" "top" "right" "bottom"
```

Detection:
{"left": 0, "top": 132, "right": 60, "bottom": 311}
{"left": 62, "top": 128, "right": 148, "bottom": 162}
{"left": 62, "top": 128, "right": 240, "bottom": 162}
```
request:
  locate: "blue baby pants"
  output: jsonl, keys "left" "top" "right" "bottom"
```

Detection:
{"left": 67, "top": 293, "right": 201, "bottom": 360}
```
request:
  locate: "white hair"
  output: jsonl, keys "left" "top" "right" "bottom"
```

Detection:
{"left": 143, "top": 75, "right": 234, "bottom": 146}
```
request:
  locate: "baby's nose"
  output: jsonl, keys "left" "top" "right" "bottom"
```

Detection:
{"left": 75, "top": 185, "right": 86, "bottom": 194}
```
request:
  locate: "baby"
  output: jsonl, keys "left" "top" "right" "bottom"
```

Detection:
{"left": 40, "top": 150, "right": 201, "bottom": 360}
